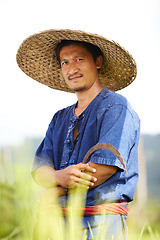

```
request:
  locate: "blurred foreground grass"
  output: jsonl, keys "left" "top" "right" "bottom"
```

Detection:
{"left": 0, "top": 164, "right": 160, "bottom": 240}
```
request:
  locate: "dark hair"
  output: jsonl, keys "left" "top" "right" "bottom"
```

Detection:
{"left": 55, "top": 40, "right": 103, "bottom": 66}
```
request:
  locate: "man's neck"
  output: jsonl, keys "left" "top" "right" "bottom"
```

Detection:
{"left": 74, "top": 83, "right": 103, "bottom": 117}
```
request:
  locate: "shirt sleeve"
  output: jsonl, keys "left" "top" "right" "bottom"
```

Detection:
{"left": 90, "top": 103, "right": 137, "bottom": 171}
{"left": 31, "top": 117, "right": 55, "bottom": 176}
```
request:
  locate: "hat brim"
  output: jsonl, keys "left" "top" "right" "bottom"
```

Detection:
{"left": 16, "top": 29, "right": 137, "bottom": 92}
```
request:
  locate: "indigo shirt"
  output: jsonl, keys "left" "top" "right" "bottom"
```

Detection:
{"left": 32, "top": 88, "right": 140, "bottom": 209}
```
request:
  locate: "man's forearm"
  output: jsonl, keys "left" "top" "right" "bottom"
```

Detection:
{"left": 34, "top": 163, "right": 97, "bottom": 189}
{"left": 34, "top": 166, "right": 57, "bottom": 189}
{"left": 87, "top": 161, "right": 118, "bottom": 188}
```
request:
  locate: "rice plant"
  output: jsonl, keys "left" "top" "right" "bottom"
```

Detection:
{"left": 0, "top": 163, "right": 160, "bottom": 240}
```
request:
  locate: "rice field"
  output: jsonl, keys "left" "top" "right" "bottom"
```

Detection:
{"left": 0, "top": 164, "right": 160, "bottom": 240}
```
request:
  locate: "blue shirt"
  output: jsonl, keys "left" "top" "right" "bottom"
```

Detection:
{"left": 32, "top": 88, "right": 140, "bottom": 208}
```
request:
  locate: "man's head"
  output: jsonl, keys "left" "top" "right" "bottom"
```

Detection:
{"left": 55, "top": 41, "right": 103, "bottom": 92}
{"left": 55, "top": 40, "right": 103, "bottom": 67}
{"left": 16, "top": 29, "right": 137, "bottom": 92}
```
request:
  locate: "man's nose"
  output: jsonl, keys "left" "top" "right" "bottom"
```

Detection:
{"left": 68, "top": 62, "right": 79, "bottom": 76}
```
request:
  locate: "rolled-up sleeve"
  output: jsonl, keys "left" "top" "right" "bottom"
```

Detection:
{"left": 31, "top": 119, "right": 55, "bottom": 177}
{"left": 90, "top": 103, "right": 136, "bottom": 171}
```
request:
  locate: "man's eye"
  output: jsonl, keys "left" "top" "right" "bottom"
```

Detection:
{"left": 76, "top": 58, "right": 83, "bottom": 62}
{"left": 61, "top": 61, "right": 68, "bottom": 66}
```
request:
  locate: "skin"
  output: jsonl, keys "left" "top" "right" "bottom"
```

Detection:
{"left": 34, "top": 44, "right": 117, "bottom": 203}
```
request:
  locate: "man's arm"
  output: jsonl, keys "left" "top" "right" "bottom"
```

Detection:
{"left": 34, "top": 163, "right": 97, "bottom": 189}
{"left": 34, "top": 162, "right": 117, "bottom": 206}
{"left": 87, "top": 161, "right": 118, "bottom": 188}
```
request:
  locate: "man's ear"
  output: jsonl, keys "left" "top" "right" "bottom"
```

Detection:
{"left": 96, "top": 55, "right": 103, "bottom": 69}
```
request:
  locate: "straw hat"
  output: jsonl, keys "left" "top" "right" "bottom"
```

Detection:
{"left": 16, "top": 29, "right": 137, "bottom": 93}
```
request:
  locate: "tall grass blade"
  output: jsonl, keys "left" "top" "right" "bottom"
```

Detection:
{"left": 138, "top": 222, "right": 146, "bottom": 240}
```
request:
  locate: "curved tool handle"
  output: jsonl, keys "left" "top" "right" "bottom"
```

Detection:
{"left": 82, "top": 143, "right": 127, "bottom": 173}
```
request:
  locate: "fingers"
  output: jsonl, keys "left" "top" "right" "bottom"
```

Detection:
{"left": 69, "top": 175, "right": 95, "bottom": 189}
{"left": 78, "top": 162, "right": 96, "bottom": 174}
{"left": 67, "top": 163, "right": 97, "bottom": 188}
{"left": 78, "top": 163, "right": 97, "bottom": 185}
{"left": 79, "top": 171, "right": 97, "bottom": 184}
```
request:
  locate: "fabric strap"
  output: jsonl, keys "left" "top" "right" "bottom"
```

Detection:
{"left": 82, "top": 202, "right": 129, "bottom": 216}
{"left": 38, "top": 202, "right": 129, "bottom": 216}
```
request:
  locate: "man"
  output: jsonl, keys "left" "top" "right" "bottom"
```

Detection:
{"left": 16, "top": 29, "right": 140, "bottom": 239}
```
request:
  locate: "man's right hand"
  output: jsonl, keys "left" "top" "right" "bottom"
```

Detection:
{"left": 34, "top": 164, "right": 97, "bottom": 190}
{"left": 55, "top": 163, "right": 97, "bottom": 189}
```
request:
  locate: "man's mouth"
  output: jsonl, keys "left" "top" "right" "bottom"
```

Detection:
{"left": 68, "top": 73, "right": 83, "bottom": 81}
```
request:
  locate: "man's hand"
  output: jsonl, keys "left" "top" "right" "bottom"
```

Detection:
{"left": 34, "top": 164, "right": 97, "bottom": 190}
{"left": 55, "top": 163, "right": 97, "bottom": 188}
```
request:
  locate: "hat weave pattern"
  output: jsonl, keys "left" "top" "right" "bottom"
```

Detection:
{"left": 16, "top": 29, "right": 137, "bottom": 92}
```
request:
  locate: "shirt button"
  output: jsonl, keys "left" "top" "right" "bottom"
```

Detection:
{"left": 66, "top": 139, "right": 71, "bottom": 143}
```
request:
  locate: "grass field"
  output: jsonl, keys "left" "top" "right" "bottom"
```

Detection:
{"left": 0, "top": 164, "right": 160, "bottom": 240}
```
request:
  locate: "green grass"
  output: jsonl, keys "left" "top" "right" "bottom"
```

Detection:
{"left": 0, "top": 164, "right": 160, "bottom": 240}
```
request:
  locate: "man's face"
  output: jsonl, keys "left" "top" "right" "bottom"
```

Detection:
{"left": 59, "top": 44, "right": 102, "bottom": 92}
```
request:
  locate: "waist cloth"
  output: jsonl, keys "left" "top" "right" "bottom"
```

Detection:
{"left": 38, "top": 202, "right": 129, "bottom": 216}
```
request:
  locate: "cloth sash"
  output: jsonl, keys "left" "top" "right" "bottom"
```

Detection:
{"left": 82, "top": 202, "right": 129, "bottom": 216}
{"left": 38, "top": 202, "right": 129, "bottom": 216}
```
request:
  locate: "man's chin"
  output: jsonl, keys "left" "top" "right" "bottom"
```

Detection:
{"left": 70, "top": 86, "right": 86, "bottom": 92}
{"left": 75, "top": 87, "right": 86, "bottom": 92}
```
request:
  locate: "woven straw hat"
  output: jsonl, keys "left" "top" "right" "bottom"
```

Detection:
{"left": 16, "top": 29, "right": 137, "bottom": 93}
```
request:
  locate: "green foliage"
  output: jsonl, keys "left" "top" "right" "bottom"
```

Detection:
{"left": 142, "top": 134, "right": 160, "bottom": 200}
{"left": 1, "top": 135, "right": 160, "bottom": 239}
{"left": 0, "top": 164, "right": 160, "bottom": 240}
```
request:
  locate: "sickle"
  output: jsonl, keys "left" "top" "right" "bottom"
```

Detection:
{"left": 82, "top": 143, "right": 127, "bottom": 173}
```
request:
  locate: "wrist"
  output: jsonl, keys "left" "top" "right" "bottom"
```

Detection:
{"left": 57, "top": 186, "right": 68, "bottom": 196}
{"left": 63, "top": 188, "right": 68, "bottom": 194}
{"left": 54, "top": 169, "right": 65, "bottom": 187}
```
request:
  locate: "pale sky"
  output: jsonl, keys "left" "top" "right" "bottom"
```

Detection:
{"left": 0, "top": 0, "right": 160, "bottom": 146}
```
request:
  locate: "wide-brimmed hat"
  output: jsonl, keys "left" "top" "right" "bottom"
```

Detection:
{"left": 16, "top": 29, "right": 137, "bottom": 93}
